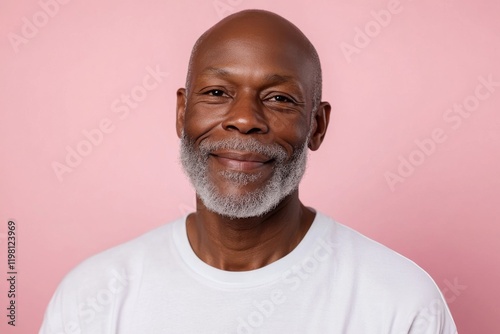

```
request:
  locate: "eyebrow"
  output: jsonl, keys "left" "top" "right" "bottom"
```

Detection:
{"left": 202, "top": 67, "right": 231, "bottom": 77}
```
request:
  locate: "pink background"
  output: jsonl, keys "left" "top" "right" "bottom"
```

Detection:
{"left": 1, "top": 0, "right": 499, "bottom": 333}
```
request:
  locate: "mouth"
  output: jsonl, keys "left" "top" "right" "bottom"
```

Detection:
{"left": 210, "top": 150, "right": 274, "bottom": 171}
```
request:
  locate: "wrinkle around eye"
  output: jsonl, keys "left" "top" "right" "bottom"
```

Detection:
{"left": 263, "top": 94, "right": 306, "bottom": 113}
{"left": 263, "top": 103, "right": 304, "bottom": 114}
{"left": 263, "top": 90, "right": 305, "bottom": 105}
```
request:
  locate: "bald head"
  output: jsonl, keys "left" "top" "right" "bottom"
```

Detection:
{"left": 185, "top": 9, "right": 323, "bottom": 114}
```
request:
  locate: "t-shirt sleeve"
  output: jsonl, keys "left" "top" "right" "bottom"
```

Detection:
{"left": 403, "top": 282, "right": 458, "bottom": 334}
{"left": 39, "top": 279, "right": 83, "bottom": 334}
{"left": 407, "top": 300, "right": 458, "bottom": 333}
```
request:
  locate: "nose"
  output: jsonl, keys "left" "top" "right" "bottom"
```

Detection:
{"left": 221, "top": 93, "right": 269, "bottom": 135}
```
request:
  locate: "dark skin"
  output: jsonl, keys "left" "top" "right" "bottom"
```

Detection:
{"left": 176, "top": 10, "right": 331, "bottom": 271}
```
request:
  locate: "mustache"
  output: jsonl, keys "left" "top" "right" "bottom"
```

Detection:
{"left": 183, "top": 135, "right": 288, "bottom": 162}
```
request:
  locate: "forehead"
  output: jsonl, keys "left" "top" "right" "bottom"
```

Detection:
{"left": 190, "top": 30, "right": 315, "bottom": 89}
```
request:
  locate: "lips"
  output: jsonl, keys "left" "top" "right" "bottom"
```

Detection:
{"left": 210, "top": 150, "right": 273, "bottom": 171}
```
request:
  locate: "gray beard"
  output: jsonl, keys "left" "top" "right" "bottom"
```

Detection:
{"left": 179, "top": 133, "right": 309, "bottom": 219}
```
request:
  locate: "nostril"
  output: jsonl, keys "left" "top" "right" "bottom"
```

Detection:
{"left": 224, "top": 124, "right": 239, "bottom": 131}
{"left": 223, "top": 123, "right": 267, "bottom": 134}
{"left": 246, "top": 127, "right": 264, "bottom": 134}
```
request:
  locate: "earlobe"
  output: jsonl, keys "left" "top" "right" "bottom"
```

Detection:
{"left": 308, "top": 101, "right": 331, "bottom": 151}
{"left": 176, "top": 88, "right": 187, "bottom": 138}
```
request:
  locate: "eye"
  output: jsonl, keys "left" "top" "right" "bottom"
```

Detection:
{"left": 267, "top": 95, "right": 296, "bottom": 104}
{"left": 205, "top": 89, "right": 226, "bottom": 97}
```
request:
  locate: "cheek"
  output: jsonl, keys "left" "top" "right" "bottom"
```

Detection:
{"left": 268, "top": 113, "right": 311, "bottom": 147}
{"left": 183, "top": 104, "right": 225, "bottom": 139}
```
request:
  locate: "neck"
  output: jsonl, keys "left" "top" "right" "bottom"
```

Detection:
{"left": 185, "top": 191, "right": 315, "bottom": 271}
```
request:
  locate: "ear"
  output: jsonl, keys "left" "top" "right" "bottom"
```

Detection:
{"left": 176, "top": 88, "right": 187, "bottom": 138}
{"left": 308, "top": 101, "right": 331, "bottom": 151}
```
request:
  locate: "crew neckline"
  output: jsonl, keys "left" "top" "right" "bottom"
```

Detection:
{"left": 172, "top": 210, "right": 330, "bottom": 289}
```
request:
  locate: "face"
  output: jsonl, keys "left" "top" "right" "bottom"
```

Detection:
{"left": 177, "top": 29, "right": 320, "bottom": 219}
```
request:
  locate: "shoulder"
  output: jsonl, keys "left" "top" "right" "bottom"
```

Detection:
{"left": 317, "top": 211, "right": 450, "bottom": 306}
{"left": 40, "top": 217, "right": 185, "bottom": 333}
{"left": 318, "top": 212, "right": 433, "bottom": 278}
{"left": 317, "top": 212, "right": 457, "bottom": 332}
{"left": 57, "top": 216, "right": 183, "bottom": 294}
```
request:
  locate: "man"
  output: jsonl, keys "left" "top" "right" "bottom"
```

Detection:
{"left": 40, "top": 9, "right": 457, "bottom": 334}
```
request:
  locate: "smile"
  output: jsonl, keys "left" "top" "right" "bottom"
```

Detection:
{"left": 210, "top": 151, "right": 273, "bottom": 172}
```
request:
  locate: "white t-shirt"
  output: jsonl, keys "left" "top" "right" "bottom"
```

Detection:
{"left": 40, "top": 211, "right": 457, "bottom": 334}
